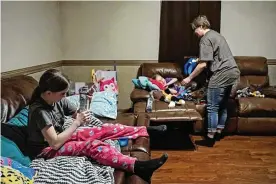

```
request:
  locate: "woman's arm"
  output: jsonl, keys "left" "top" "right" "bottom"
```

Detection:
{"left": 188, "top": 61, "right": 207, "bottom": 80}
{"left": 181, "top": 61, "right": 207, "bottom": 85}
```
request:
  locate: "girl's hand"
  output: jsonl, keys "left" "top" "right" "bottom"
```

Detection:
{"left": 75, "top": 111, "right": 91, "bottom": 126}
{"left": 169, "top": 88, "right": 178, "bottom": 95}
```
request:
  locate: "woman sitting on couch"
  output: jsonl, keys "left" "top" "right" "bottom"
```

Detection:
{"left": 27, "top": 69, "right": 168, "bottom": 182}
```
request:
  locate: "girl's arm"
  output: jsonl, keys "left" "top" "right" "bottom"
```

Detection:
{"left": 168, "top": 88, "right": 178, "bottom": 95}
{"left": 166, "top": 78, "right": 178, "bottom": 86}
{"left": 41, "top": 111, "right": 90, "bottom": 150}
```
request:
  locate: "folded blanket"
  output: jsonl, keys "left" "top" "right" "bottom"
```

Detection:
{"left": 30, "top": 116, "right": 120, "bottom": 184}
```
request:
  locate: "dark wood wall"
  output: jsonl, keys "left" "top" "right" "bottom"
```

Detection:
{"left": 158, "top": 1, "right": 221, "bottom": 63}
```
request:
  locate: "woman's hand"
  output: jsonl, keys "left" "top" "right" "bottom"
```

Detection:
{"left": 181, "top": 76, "right": 192, "bottom": 85}
{"left": 75, "top": 111, "right": 91, "bottom": 126}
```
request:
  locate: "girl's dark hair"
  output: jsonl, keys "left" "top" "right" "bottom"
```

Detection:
{"left": 30, "top": 69, "right": 70, "bottom": 103}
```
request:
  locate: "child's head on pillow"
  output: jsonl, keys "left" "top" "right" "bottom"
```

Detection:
{"left": 152, "top": 74, "right": 166, "bottom": 86}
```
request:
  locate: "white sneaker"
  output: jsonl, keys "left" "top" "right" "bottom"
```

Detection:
{"left": 177, "top": 99, "right": 185, "bottom": 105}
{"left": 168, "top": 101, "right": 176, "bottom": 108}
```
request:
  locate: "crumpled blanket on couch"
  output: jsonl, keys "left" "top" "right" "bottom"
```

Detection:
{"left": 30, "top": 154, "right": 116, "bottom": 184}
{"left": 30, "top": 116, "right": 120, "bottom": 184}
{"left": 132, "top": 76, "right": 165, "bottom": 91}
{"left": 236, "top": 87, "right": 265, "bottom": 98}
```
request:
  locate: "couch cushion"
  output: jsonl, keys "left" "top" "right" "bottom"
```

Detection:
{"left": 130, "top": 89, "right": 150, "bottom": 103}
{"left": 237, "top": 117, "right": 276, "bottom": 134}
{"left": 140, "top": 63, "right": 183, "bottom": 79}
{"left": 1, "top": 75, "right": 38, "bottom": 123}
{"left": 237, "top": 75, "right": 269, "bottom": 90}
{"left": 234, "top": 56, "right": 268, "bottom": 76}
{"left": 233, "top": 56, "right": 269, "bottom": 90}
{"left": 238, "top": 97, "right": 276, "bottom": 117}
{"left": 261, "top": 86, "right": 276, "bottom": 98}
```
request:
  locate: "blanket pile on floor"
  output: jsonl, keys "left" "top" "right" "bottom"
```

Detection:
{"left": 30, "top": 116, "right": 120, "bottom": 184}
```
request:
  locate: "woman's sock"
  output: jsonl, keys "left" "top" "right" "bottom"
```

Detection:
{"left": 207, "top": 132, "right": 215, "bottom": 139}
{"left": 134, "top": 153, "right": 168, "bottom": 182}
{"left": 217, "top": 128, "right": 222, "bottom": 134}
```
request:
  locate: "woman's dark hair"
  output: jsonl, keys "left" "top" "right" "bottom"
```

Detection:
{"left": 30, "top": 69, "right": 70, "bottom": 103}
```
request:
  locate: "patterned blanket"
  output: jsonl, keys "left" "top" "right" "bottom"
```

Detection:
{"left": 30, "top": 115, "right": 120, "bottom": 184}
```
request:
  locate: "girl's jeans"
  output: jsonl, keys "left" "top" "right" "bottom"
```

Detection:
{"left": 207, "top": 85, "right": 233, "bottom": 133}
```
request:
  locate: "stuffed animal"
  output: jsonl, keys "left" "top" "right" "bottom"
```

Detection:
{"left": 99, "top": 77, "right": 118, "bottom": 94}
{"left": 161, "top": 89, "right": 185, "bottom": 108}
{"left": 91, "top": 69, "right": 97, "bottom": 84}
{"left": 249, "top": 91, "right": 265, "bottom": 98}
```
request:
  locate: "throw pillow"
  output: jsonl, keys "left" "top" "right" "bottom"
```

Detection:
{"left": 66, "top": 95, "right": 80, "bottom": 110}
{"left": 90, "top": 91, "right": 117, "bottom": 119}
{"left": 1, "top": 136, "right": 31, "bottom": 167}
{"left": 6, "top": 106, "right": 29, "bottom": 126}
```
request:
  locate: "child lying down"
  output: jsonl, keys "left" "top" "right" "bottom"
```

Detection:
{"left": 152, "top": 74, "right": 196, "bottom": 108}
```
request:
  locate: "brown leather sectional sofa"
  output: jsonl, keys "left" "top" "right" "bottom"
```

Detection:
{"left": 1, "top": 75, "right": 149, "bottom": 184}
{"left": 130, "top": 56, "right": 276, "bottom": 135}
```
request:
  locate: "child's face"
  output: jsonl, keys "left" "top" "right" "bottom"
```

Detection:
{"left": 155, "top": 75, "right": 166, "bottom": 86}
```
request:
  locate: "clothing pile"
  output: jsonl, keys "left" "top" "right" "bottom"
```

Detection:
{"left": 236, "top": 87, "right": 265, "bottom": 98}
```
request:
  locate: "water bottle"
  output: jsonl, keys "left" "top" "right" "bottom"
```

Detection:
{"left": 79, "top": 86, "right": 89, "bottom": 112}
{"left": 146, "top": 92, "right": 154, "bottom": 113}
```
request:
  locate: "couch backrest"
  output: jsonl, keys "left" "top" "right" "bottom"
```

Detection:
{"left": 138, "top": 57, "right": 269, "bottom": 90}
{"left": 138, "top": 62, "right": 183, "bottom": 79}
{"left": 234, "top": 56, "right": 269, "bottom": 89}
{"left": 1, "top": 75, "right": 38, "bottom": 123}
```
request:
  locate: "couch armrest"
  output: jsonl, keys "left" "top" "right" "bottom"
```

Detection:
{"left": 261, "top": 86, "right": 276, "bottom": 98}
{"left": 130, "top": 89, "right": 150, "bottom": 103}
